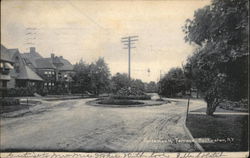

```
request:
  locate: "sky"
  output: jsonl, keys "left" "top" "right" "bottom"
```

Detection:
{"left": 1, "top": 0, "right": 210, "bottom": 82}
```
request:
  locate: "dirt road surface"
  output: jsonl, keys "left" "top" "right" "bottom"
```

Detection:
{"left": 0, "top": 96, "right": 206, "bottom": 152}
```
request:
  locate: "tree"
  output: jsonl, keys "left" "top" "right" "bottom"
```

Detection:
{"left": 131, "top": 79, "right": 145, "bottom": 91}
{"left": 183, "top": 0, "right": 248, "bottom": 115}
{"left": 145, "top": 81, "right": 157, "bottom": 93}
{"left": 89, "top": 57, "right": 111, "bottom": 95}
{"left": 73, "top": 58, "right": 111, "bottom": 95}
{"left": 111, "top": 73, "right": 130, "bottom": 93}
{"left": 73, "top": 60, "right": 92, "bottom": 95}
{"left": 159, "top": 67, "right": 188, "bottom": 97}
{"left": 111, "top": 73, "right": 145, "bottom": 94}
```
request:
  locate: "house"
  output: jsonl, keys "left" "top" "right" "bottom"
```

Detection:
{"left": 49, "top": 53, "right": 74, "bottom": 92}
{"left": 0, "top": 44, "right": 14, "bottom": 97}
{"left": 22, "top": 48, "right": 74, "bottom": 93}
{"left": 7, "top": 48, "right": 43, "bottom": 90}
{"left": 35, "top": 58, "right": 57, "bottom": 90}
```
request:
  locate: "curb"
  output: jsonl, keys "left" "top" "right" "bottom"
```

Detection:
{"left": 183, "top": 116, "right": 205, "bottom": 152}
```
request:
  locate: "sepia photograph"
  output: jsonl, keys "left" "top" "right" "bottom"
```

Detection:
{"left": 0, "top": 0, "right": 249, "bottom": 157}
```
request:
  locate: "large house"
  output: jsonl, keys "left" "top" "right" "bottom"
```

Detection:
{"left": 7, "top": 48, "right": 43, "bottom": 89}
{"left": 22, "top": 47, "right": 74, "bottom": 93}
{"left": 1, "top": 45, "right": 75, "bottom": 96}
{"left": 0, "top": 45, "right": 14, "bottom": 97}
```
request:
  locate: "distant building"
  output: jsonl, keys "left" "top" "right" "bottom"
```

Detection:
{"left": 0, "top": 44, "right": 14, "bottom": 97}
{"left": 22, "top": 47, "right": 74, "bottom": 93}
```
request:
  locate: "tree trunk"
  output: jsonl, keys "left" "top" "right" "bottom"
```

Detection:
{"left": 206, "top": 99, "right": 219, "bottom": 116}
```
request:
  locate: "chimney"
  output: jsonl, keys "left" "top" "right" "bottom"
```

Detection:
{"left": 59, "top": 56, "right": 63, "bottom": 59}
{"left": 51, "top": 53, "right": 55, "bottom": 60}
{"left": 30, "top": 47, "right": 36, "bottom": 53}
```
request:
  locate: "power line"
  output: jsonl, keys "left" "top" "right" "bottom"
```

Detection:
{"left": 121, "top": 35, "right": 139, "bottom": 80}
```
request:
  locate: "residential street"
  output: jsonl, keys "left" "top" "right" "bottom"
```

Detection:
{"left": 1, "top": 96, "right": 206, "bottom": 152}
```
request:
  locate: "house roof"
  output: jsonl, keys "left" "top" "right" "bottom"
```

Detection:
{"left": 17, "top": 65, "right": 43, "bottom": 81}
{"left": 20, "top": 50, "right": 73, "bottom": 71}
{"left": 22, "top": 51, "right": 42, "bottom": 59}
{"left": 7, "top": 49, "right": 19, "bottom": 59}
{"left": 43, "top": 57, "right": 74, "bottom": 71}
{"left": 35, "top": 58, "right": 56, "bottom": 69}
{"left": 21, "top": 51, "right": 42, "bottom": 68}
{"left": 1, "top": 44, "right": 13, "bottom": 63}
{"left": 57, "top": 58, "right": 74, "bottom": 71}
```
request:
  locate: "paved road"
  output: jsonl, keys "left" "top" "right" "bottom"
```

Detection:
{"left": 0, "top": 97, "right": 205, "bottom": 152}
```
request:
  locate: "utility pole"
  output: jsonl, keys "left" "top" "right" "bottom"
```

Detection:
{"left": 159, "top": 70, "right": 162, "bottom": 99}
{"left": 121, "top": 36, "right": 139, "bottom": 80}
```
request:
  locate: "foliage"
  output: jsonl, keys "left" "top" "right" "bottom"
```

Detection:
{"left": 219, "top": 99, "right": 248, "bottom": 112}
{"left": 183, "top": 0, "right": 248, "bottom": 115}
{"left": 73, "top": 58, "right": 111, "bottom": 95}
{"left": 110, "top": 73, "right": 130, "bottom": 93}
{"left": 159, "top": 67, "right": 189, "bottom": 97}
{"left": 6, "top": 87, "right": 35, "bottom": 97}
{"left": 73, "top": 59, "right": 92, "bottom": 94}
{"left": 110, "top": 73, "right": 145, "bottom": 94}
{"left": 0, "top": 98, "right": 20, "bottom": 106}
{"left": 98, "top": 98, "right": 144, "bottom": 105}
{"left": 145, "top": 81, "right": 158, "bottom": 93}
{"left": 89, "top": 58, "right": 111, "bottom": 95}
{"left": 113, "top": 82, "right": 150, "bottom": 100}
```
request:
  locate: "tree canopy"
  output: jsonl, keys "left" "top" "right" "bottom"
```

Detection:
{"left": 183, "top": 0, "right": 248, "bottom": 115}
{"left": 73, "top": 58, "right": 111, "bottom": 95}
{"left": 159, "top": 67, "right": 188, "bottom": 97}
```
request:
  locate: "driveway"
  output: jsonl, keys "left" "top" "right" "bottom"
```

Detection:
{"left": 0, "top": 97, "right": 205, "bottom": 152}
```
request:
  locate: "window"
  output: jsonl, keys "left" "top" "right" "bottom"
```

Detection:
{"left": 52, "top": 71, "right": 55, "bottom": 75}
{"left": 52, "top": 83, "right": 54, "bottom": 86}
{"left": 64, "top": 74, "right": 67, "bottom": 78}
{"left": 48, "top": 71, "right": 51, "bottom": 74}
{"left": 44, "top": 71, "right": 48, "bottom": 74}
{"left": 48, "top": 82, "right": 51, "bottom": 86}
{"left": 44, "top": 83, "right": 47, "bottom": 86}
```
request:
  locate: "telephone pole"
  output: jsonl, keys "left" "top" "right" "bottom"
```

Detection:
{"left": 121, "top": 35, "right": 139, "bottom": 80}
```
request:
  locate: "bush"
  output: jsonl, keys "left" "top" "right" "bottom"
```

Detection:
{"left": 113, "top": 87, "right": 151, "bottom": 100}
{"left": 98, "top": 98, "right": 144, "bottom": 105}
{"left": 219, "top": 99, "right": 248, "bottom": 111}
{"left": 0, "top": 98, "right": 20, "bottom": 106}
{"left": 6, "top": 88, "right": 34, "bottom": 97}
{"left": 112, "top": 95, "right": 151, "bottom": 100}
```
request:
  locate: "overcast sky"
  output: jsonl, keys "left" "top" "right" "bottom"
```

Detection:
{"left": 1, "top": 0, "right": 210, "bottom": 82}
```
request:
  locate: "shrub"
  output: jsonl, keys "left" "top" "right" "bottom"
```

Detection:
{"left": 113, "top": 87, "right": 151, "bottom": 100}
{"left": 6, "top": 88, "right": 34, "bottom": 97}
{"left": 98, "top": 98, "right": 144, "bottom": 105}
{"left": 0, "top": 98, "right": 20, "bottom": 106}
{"left": 112, "top": 95, "right": 151, "bottom": 100}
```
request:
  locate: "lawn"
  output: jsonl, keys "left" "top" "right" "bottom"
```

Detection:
{"left": 186, "top": 114, "right": 248, "bottom": 151}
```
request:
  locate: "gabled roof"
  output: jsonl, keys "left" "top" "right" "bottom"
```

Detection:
{"left": 7, "top": 48, "right": 19, "bottom": 59}
{"left": 17, "top": 65, "right": 43, "bottom": 81}
{"left": 35, "top": 58, "right": 56, "bottom": 69}
{"left": 57, "top": 58, "right": 74, "bottom": 71}
{"left": 21, "top": 51, "right": 42, "bottom": 68}
{"left": 1, "top": 44, "right": 13, "bottom": 63}
{"left": 43, "top": 57, "right": 74, "bottom": 71}
{"left": 22, "top": 51, "right": 42, "bottom": 59}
